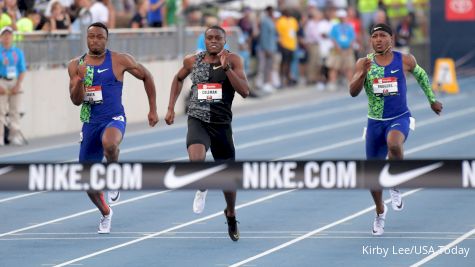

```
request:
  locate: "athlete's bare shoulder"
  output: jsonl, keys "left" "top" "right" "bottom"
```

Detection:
{"left": 402, "top": 53, "right": 417, "bottom": 71}
{"left": 111, "top": 51, "right": 134, "bottom": 63}
{"left": 67, "top": 56, "right": 82, "bottom": 67}
{"left": 183, "top": 53, "right": 196, "bottom": 69}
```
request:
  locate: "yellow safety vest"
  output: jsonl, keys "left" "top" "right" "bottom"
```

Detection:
{"left": 383, "top": 0, "right": 409, "bottom": 19}
{"left": 358, "top": 0, "right": 379, "bottom": 13}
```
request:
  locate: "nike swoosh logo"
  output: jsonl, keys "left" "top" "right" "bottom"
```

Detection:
{"left": 390, "top": 69, "right": 399, "bottom": 74}
{"left": 379, "top": 162, "right": 444, "bottom": 187}
{"left": 97, "top": 68, "right": 108, "bottom": 73}
{"left": 213, "top": 65, "right": 222, "bottom": 70}
{"left": 391, "top": 123, "right": 401, "bottom": 128}
{"left": 110, "top": 191, "right": 120, "bottom": 202}
{"left": 0, "top": 166, "right": 13, "bottom": 176}
{"left": 164, "top": 164, "right": 228, "bottom": 189}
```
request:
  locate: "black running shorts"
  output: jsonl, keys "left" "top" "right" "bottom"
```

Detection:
{"left": 186, "top": 116, "right": 235, "bottom": 160}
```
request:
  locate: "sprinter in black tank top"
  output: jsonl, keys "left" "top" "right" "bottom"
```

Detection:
{"left": 165, "top": 26, "right": 250, "bottom": 241}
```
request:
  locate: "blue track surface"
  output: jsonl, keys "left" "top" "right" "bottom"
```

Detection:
{"left": 1, "top": 79, "right": 474, "bottom": 267}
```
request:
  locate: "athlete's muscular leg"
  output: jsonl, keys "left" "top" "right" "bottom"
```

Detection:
{"left": 188, "top": 144, "right": 207, "bottom": 161}
{"left": 369, "top": 130, "right": 405, "bottom": 215}
{"left": 386, "top": 130, "right": 405, "bottom": 160}
{"left": 188, "top": 144, "right": 207, "bottom": 192}
{"left": 87, "top": 192, "right": 110, "bottom": 216}
{"left": 102, "top": 127, "right": 123, "bottom": 162}
{"left": 223, "top": 191, "right": 236, "bottom": 217}
{"left": 87, "top": 127, "right": 123, "bottom": 216}
{"left": 370, "top": 190, "right": 384, "bottom": 214}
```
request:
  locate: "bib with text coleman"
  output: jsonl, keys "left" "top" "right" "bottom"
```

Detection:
{"left": 84, "top": 85, "right": 103, "bottom": 104}
{"left": 197, "top": 83, "right": 222, "bottom": 102}
{"left": 372, "top": 77, "right": 398, "bottom": 97}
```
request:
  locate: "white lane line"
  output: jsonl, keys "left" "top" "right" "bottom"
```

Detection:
{"left": 233, "top": 102, "right": 367, "bottom": 132}
{"left": 279, "top": 106, "right": 475, "bottom": 160}
{"left": 0, "top": 191, "right": 171, "bottom": 238}
{"left": 118, "top": 106, "right": 365, "bottom": 156}
{"left": 229, "top": 189, "right": 421, "bottom": 267}
{"left": 64, "top": 102, "right": 370, "bottom": 162}
{"left": 410, "top": 227, "right": 475, "bottom": 267}
{"left": 4, "top": 235, "right": 473, "bottom": 241}
{"left": 229, "top": 110, "right": 475, "bottom": 266}
{"left": 405, "top": 128, "right": 475, "bottom": 154}
{"left": 53, "top": 190, "right": 295, "bottom": 267}
{"left": 3, "top": 93, "right": 464, "bottom": 161}
{"left": 0, "top": 191, "right": 45, "bottom": 204}
{"left": 0, "top": 95, "right": 353, "bottom": 160}
{"left": 6, "top": 231, "right": 469, "bottom": 235}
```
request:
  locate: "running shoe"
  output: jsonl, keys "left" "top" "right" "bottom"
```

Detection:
{"left": 193, "top": 190, "right": 207, "bottom": 214}
{"left": 224, "top": 209, "right": 239, "bottom": 241}
{"left": 372, "top": 204, "right": 387, "bottom": 236}
{"left": 98, "top": 207, "right": 113, "bottom": 234}
{"left": 389, "top": 188, "right": 403, "bottom": 211}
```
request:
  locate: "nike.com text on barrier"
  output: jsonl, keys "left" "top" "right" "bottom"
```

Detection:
{"left": 0, "top": 160, "right": 473, "bottom": 191}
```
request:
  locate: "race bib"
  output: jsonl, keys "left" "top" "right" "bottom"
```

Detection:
{"left": 6, "top": 66, "right": 16, "bottom": 79}
{"left": 197, "top": 83, "right": 222, "bottom": 102}
{"left": 373, "top": 77, "right": 398, "bottom": 97}
{"left": 84, "top": 85, "right": 103, "bottom": 104}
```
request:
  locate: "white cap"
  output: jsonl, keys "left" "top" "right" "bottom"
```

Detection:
{"left": 336, "top": 9, "right": 347, "bottom": 18}
{"left": 0, "top": 26, "right": 13, "bottom": 35}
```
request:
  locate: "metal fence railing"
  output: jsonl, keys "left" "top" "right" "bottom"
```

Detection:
{"left": 16, "top": 27, "right": 241, "bottom": 69}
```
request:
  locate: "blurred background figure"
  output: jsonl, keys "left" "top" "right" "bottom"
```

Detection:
{"left": 257, "top": 6, "right": 277, "bottom": 93}
{"left": 382, "top": 0, "right": 408, "bottom": 26}
{"left": 394, "top": 13, "right": 413, "bottom": 54}
{"left": 0, "top": 26, "right": 26, "bottom": 146}
{"left": 275, "top": 8, "right": 298, "bottom": 87}
{"left": 148, "top": 0, "right": 165, "bottom": 27}
{"left": 49, "top": 1, "right": 72, "bottom": 32}
{"left": 326, "top": 8, "right": 355, "bottom": 91}
{"left": 130, "top": 0, "right": 148, "bottom": 28}
{"left": 304, "top": 6, "right": 323, "bottom": 86}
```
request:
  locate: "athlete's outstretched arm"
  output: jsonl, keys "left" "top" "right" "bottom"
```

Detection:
{"left": 120, "top": 53, "right": 159, "bottom": 126}
{"left": 219, "top": 51, "right": 250, "bottom": 98}
{"left": 67, "top": 58, "right": 85, "bottom": 106}
{"left": 165, "top": 55, "right": 194, "bottom": 125}
{"left": 349, "top": 57, "right": 371, "bottom": 97}
{"left": 404, "top": 54, "right": 443, "bottom": 115}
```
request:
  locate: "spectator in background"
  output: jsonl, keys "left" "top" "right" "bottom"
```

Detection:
{"left": 304, "top": 6, "right": 323, "bottom": 86}
{"left": 326, "top": 9, "right": 355, "bottom": 91}
{"left": 18, "top": 0, "right": 35, "bottom": 14}
{"left": 0, "top": 26, "right": 26, "bottom": 146}
{"left": 164, "top": 0, "right": 177, "bottom": 26}
{"left": 315, "top": 7, "right": 335, "bottom": 90}
{"left": 49, "top": 1, "right": 72, "bottom": 31}
{"left": 368, "top": 9, "right": 390, "bottom": 35}
{"left": 100, "top": 0, "right": 116, "bottom": 28}
{"left": 357, "top": 0, "right": 379, "bottom": 33}
{"left": 257, "top": 6, "right": 277, "bottom": 93}
{"left": 130, "top": 0, "right": 148, "bottom": 28}
{"left": 0, "top": 0, "right": 17, "bottom": 30}
{"left": 148, "top": 0, "right": 165, "bottom": 27}
{"left": 237, "top": 7, "right": 253, "bottom": 76}
{"left": 296, "top": 13, "right": 308, "bottom": 85}
{"left": 382, "top": 0, "right": 408, "bottom": 26}
{"left": 394, "top": 13, "right": 413, "bottom": 54}
{"left": 275, "top": 9, "right": 298, "bottom": 87}
{"left": 71, "top": 0, "right": 109, "bottom": 32}
{"left": 5, "top": 0, "right": 21, "bottom": 22}
{"left": 45, "top": 0, "right": 75, "bottom": 18}
{"left": 346, "top": 6, "right": 362, "bottom": 57}
{"left": 16, "top": 9, "right": 41, "bottom": 34}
